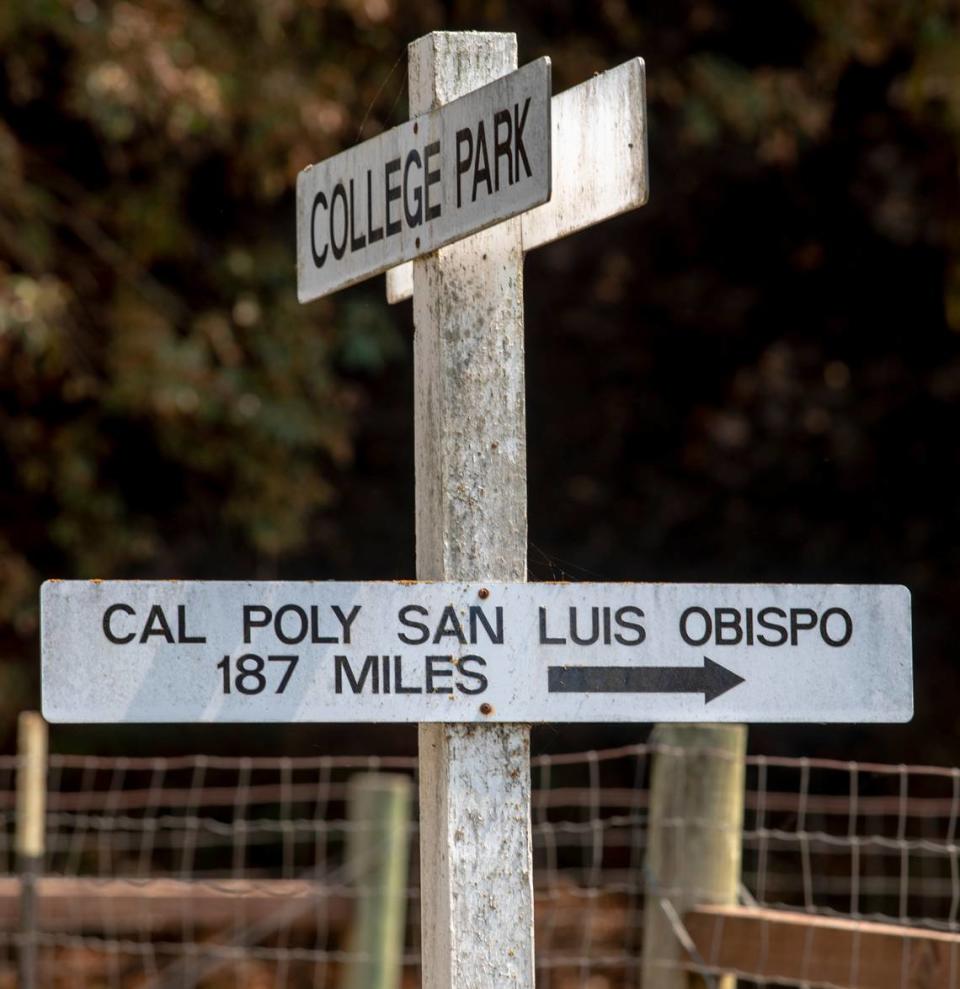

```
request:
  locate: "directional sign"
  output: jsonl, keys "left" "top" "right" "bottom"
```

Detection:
{"left": 296, "top": 58, "right": 551, "bottom": 302}
{"left": 41, "top": 581, "right": 912, "bottom": 724}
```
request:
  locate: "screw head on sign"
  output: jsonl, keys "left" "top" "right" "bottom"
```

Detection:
{"left": 478, "top": 588, "right": 490, "bottom": 599}
{"left": 480, "top": 703, "right": 493, "bottom": 716}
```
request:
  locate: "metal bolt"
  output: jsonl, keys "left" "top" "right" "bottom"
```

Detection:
{"left": 478, "top": 588, "right": 490, "bottom": 599}
{"left": 479, "top": 703, "right": 493, "bottom": 716}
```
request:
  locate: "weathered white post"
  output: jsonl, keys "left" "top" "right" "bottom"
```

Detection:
{"left": 408, "top": 32, "right": 535, "bottom": 989}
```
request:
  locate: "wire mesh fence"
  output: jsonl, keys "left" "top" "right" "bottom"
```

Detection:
{"left": 0, "top": 743, "right": 957, "bottom": 986}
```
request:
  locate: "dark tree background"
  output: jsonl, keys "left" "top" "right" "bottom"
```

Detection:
{"left": 1, "top": 0, "right": 957, "bottom": 762}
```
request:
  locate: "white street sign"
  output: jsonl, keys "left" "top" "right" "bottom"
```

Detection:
{"left": 296, "top": 57, "right": 551, "bottom": 302}
{"left": 41, "top": 580, "right": 912, "bottom": 724}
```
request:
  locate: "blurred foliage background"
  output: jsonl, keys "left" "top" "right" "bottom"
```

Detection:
{"left": 0, "top": 0, "right": 957, "bottom": 761}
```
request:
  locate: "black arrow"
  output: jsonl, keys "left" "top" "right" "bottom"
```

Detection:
{"left": 547, "top": 657, "right": 745, "bottom": 704}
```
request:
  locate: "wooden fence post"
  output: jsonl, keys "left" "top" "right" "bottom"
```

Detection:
{"left": 342, "top": 773, "right": 413, "bottom": 989}
{"left": 16, "top": 711, "right": 48, "bottom": 989}
{"left": 642, "top": 724, "right": 747, "bottom": 989}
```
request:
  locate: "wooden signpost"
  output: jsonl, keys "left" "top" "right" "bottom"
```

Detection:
{"left": 400, "top": 34, "right": 534, "bottom": 989}
{"left": 39, "top": 30, "right": 914, "bottom": 989}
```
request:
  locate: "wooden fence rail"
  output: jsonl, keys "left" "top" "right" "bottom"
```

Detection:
{"left": 0, "top": 878, "right": 956, "bottom": 989}
{"left": 685, "top": 905, "right": 960, "bottom": 989}
{"left": 0, "top": 877, "right": 349, "bottom": 933}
